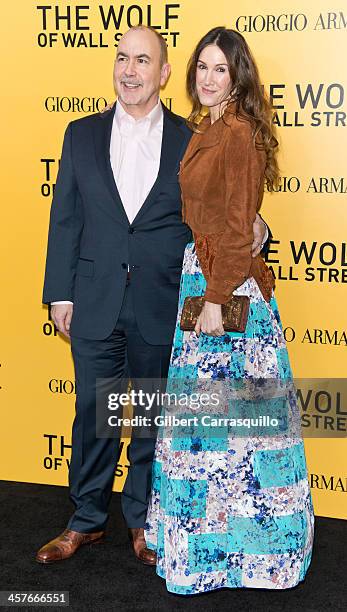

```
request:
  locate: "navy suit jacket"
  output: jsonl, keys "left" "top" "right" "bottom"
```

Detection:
{"left": 43, "top": 102, "right": 193, "bottom": 344}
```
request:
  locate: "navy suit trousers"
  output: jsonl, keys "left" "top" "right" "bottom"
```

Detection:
{"left": 67, "top": 280, "right": 172, "bottom": 532}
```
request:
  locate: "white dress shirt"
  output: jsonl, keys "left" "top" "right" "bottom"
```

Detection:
{"left": 110, "top": 97, "right": 163, "bottom": 223}
{"left": 52, "top": 98, "right": 163, "bottom": 305}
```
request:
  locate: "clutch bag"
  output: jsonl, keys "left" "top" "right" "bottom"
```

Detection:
{"left": 180, "top": 295, "right": 250, "bottom": 332}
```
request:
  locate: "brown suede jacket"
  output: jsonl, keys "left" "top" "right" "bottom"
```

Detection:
{"left": 179, "top": 107, "right": 275, "bottom": 304}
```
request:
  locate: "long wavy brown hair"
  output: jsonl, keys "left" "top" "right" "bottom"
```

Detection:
{"left": 186, "top": 27, "right": 279, "bottom": 190}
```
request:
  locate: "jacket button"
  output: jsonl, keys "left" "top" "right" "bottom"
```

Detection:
{"left": 121, "top": 263, "right": 127, "bottom": 269}
{"left": 128, "top": 227, "right": 135, "bottom": 234}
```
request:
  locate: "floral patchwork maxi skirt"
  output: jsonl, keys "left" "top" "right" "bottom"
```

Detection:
{"left": 144, "top": 242, "right": 314, "bottom": 595}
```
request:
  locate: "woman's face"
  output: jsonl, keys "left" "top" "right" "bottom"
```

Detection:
{"left": 195, "top": 44, "right": 232, "bottom": 110}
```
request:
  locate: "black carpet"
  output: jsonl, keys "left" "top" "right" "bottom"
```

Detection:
{"left": 0, "top": 480, "right": 345, "bottom": 612}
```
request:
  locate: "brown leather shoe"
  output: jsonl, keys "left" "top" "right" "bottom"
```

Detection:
{"left": 128, "top": 527, "right": 156, "bottom": 565}
{"left": 35, "top": 529, "right": 104, "bottom": 564}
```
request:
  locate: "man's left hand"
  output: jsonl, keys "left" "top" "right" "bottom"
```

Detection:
{"left": 252, "top": 213, "right": 268, "bottom": 257}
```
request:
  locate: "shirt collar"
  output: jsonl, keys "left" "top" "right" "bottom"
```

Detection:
{"left": 115, "top": 98, "right": 163, "bottom": 137}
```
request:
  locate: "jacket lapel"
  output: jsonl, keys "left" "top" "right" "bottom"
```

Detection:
{"left": 132, "top": 103, "right": 188, "bottom": 224}
{"left": 93, "top": 100, "right": 187, "bottom": 226}
{"left": 93, "top": 102, "right": 130, "bottom": 226}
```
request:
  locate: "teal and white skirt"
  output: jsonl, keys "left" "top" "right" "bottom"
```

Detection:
{"left": 144, "top": 242, "right": 314, "bottom": 595}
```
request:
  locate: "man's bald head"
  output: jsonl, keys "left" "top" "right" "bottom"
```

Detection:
{"left": 128, "top": 25, "right": 168, "bottom": 67}
{"left": 113, "top": 26, "right": 171, "bottom": 118}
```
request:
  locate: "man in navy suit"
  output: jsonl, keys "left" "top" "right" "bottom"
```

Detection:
{"left": 37, "top": 25, "right": 268, "bottom": 565}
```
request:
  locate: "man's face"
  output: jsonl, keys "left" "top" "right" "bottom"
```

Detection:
{"left": 113, "top": 28, "right": 170, "bottom": 117}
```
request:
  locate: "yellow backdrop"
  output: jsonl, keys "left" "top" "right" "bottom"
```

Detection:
{"left": 0, "top": 1, "right": 346, "bottom": 519}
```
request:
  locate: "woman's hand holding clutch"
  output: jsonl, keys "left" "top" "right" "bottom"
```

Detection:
{"left": 194, "top": 302, "right": 225, "bottom": 337}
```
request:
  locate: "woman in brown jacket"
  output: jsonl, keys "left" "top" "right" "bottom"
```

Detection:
{"left": 145, "top": 27, "right": 314, "bottom": 595}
